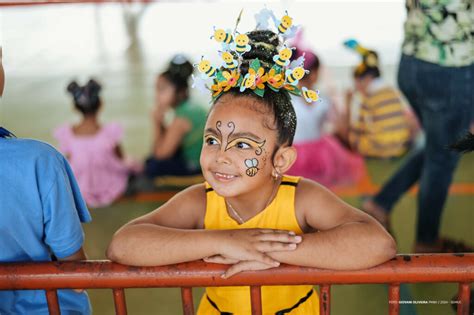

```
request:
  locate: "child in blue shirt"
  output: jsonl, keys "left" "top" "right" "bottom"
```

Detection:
{"left": 0, "top": 47, "right": 92, "bottom": 315}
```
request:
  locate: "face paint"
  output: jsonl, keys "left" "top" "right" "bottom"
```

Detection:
{"left": 244, "top": 158, "right": 259, "bottom": 177}
{"left": 227, "top": 137, "right": 266, "bottom": 155}
{"left": 215, "top": 120, "right": 267, "bottom": 155}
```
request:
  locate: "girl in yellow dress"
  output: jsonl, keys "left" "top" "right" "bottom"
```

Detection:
{"left": 107, "top": 11, "right": 396, "bottom": 315}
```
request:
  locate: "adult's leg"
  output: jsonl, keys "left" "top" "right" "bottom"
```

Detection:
{"left": 415, "top": 62, "right": 473, "bottom": 245}
{"left": 370, "top": 55, "right": 425, "bottom": 213}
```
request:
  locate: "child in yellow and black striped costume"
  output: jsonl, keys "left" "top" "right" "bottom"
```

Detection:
{"left": 343, "top": 40, "right": 413, "bottom": 159}
{"left": 108, "top": 13, "right": 397, "bottom": 315}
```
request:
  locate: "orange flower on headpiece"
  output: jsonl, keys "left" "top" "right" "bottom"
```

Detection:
{"left": 211, "top": 81, "right": 226, "bottom": 97}
{"left": 267, "top": 68, "right": 284, "bottom": 89}
{"left": 222, "top": 70, "right": 240, "bottom": 91}
{"left": 251, "top": 67, "right": 268, "bottom": 90}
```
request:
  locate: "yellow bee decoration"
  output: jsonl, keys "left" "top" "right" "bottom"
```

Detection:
{"left": 240, "top": 72, "right": 256, "bottom": 92}
{"left": 273, "top": 46, "right": 293, "bottom": 67}
{"left": 285, "top": 67, "right": 308, "bottom": 86}
{"left": 221, "top": 51, "right": 238, "bottom": 70}
{"left": 278, "top": 11, "right": 293, "bottom": 34}
{"left": 211, "top": 28, "right": 234, "bottom": 49}
{"left": 195, "top": 58, "right": 217, "bottom": 79}
{"left": 302, "top": 87, "right": 320, "bottom": 103}
{"left": 245, "top": 158, "right": 259, "bottom": 177}
{"left": 231, "top": 34, "right": 251, "bottom": 55}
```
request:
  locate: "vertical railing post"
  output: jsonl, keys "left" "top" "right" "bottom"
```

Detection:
{"left": 319, "top": 284, "right": 331, "bottom": 315}
{"left": 250, "top": 286, "right": 262, "bottom": 315}
{"left": 113, "top": 288, "right": 128, "bottom": 315}
{"left": 388, "top": 284, "right": 400, "bottom": 315}
{"left": 45, "top": 290, "right": 61, "bottom": 315}
{"left": 181, "top": 287, "right": 195, "bottom": 315}
{"left": 457, "top": 282, "right": 470, "bottom": 315}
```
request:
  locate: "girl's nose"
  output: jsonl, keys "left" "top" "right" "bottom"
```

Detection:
{"left": 215, "top": 149, "right": 231, "bottom": 164}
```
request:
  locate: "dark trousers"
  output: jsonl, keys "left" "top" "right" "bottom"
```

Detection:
{"left": 373, "top": 54, "right": 473, "bottom": 244}
{"left": 144, "top": 150, "right": 201, "bottom": 178}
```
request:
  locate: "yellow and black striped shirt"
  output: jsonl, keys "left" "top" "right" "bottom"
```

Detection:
{"left": 349, "top": 87, "right": 411, "bottom": 159}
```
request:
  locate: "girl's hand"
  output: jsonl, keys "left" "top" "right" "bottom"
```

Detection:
{"left": 222, "top": 260, "right": 278, "bottom": 279}
{"left": 203, "top": 255, "right": 239, "bottom": 264}
{"left": 204, "top": 255, "right": 278, "bottom": 279}
{"left": 152, "top": 105, "right": 165, "bottom": 124}
{"left": 217, "top": 229, "right": 302, "bottom": 267}
{"left": 345, "top": 89, "right": 354, "bottom": 107}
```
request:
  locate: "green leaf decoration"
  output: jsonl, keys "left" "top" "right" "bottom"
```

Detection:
{"left": 271, "top": 65, "right": 282, "bottom": 74}
{"left": 287, "top": 86, "right": 302, "bottom": 96}
{"left": 250, "top": 59, "right": 261, "bottom": 72}
{"left": 253, "top": 87, "right": 265, "bottom": 97}
{"left": 267, "top": 84, "right": 280, "bottom": 92}
{"left": 236, "top": 76, "right": 243, "bottom": 86}
{"left": 216, "top": 71, "right": 226, "bottom": 82}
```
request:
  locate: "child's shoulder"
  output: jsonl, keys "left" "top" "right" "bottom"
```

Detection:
{"left": 295, "top": 177, "right": 340, "bottom": 209}
{"left": 8, "top": 138, "right": 62, "bottom": 159}
{"left": 294, "top": 177, "right": 354, "bottom": 232}
{"left": 2, "top": 138, "right": 68, "bottom": 174}
{"left": 101, "top": 122, "right": 123, "bottom": 142}
{"left": 294, "top": 177, "right": 332, "bottom": 204}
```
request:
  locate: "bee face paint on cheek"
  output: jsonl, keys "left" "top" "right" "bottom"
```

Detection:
{"left": 244, "top": 158, "right": 259, "bottom": 177}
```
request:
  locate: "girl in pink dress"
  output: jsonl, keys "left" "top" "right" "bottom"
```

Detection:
{"left": 54, "top": 79, "right": 133, "bottom": 208}
{"left": 287, "top": 48, "right": 367, "bottom": 187}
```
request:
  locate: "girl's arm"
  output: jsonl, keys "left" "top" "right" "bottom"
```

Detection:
{"left": 106, "top": 184, "right": 301, "bottom": 266}
{"left": 268, "top": 179, "right": 396, "bottom": 270}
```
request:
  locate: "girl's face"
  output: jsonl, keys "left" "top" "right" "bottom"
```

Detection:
{"left": 155, "top": 75, "right": 176, "bottom": 108}
{"left": 200, "top": 95, "right": 279, "bottom": 198}
{"left": 354, "top": 76, "right": 371, "bottom": 95}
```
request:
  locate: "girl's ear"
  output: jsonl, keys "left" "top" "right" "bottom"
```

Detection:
{"left": 273, "top": 145, "right": 297, "bottom": 175}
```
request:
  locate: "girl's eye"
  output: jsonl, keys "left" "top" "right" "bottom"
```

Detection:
{"left": 235, "top": 142, "right": 251, "bottom": 149}
{"left": 205, "top": 137, "right": 219, "bottom": 146}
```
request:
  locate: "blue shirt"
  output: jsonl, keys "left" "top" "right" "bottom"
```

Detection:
{"left": 0, "top": 138, "right": 92, "bottom": 314}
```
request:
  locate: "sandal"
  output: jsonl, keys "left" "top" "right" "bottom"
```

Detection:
{"left": 438, "top": 238, "right": 473, "bottom": 253}
{"left": 414, "top": 237, "right": 473, "bottom": 253}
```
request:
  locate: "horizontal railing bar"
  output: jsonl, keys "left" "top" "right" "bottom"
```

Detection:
{"left": 0, "top": 254, "right": 472, "bottom": 290}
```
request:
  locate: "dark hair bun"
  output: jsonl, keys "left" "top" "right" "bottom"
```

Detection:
{"left": 167, "top": 54, "right": 193, "bottom": 83}
{"left": 240, "top": 30, "right": 280, "bottom": 74}
{"left": 66, "top": 78, "right": 102, "bottom": 115}
{"left": 67, "top": 81, "right": 81, "bottom": 97}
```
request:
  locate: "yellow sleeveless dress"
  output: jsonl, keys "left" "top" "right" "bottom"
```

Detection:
{"left": 197, "top": 175, "right": 320, "bottom": 315}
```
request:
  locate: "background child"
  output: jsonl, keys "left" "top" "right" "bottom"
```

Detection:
{"left": 0, "top": 47, "right": 91, "bottom": 315}
{"left": 107, "top": 27, "right": 396, "bottom": 315}
{"left": 338, "top": 40, "right": 415, "bottom": 159}
{"left": 287, "top": 46, "right": 366, "bottom": 187}
{"left": 144, "top": 54, "right": 207, "bottom": 178}
{"left": 54, "top": 79, "right": 134, "bottom": 208}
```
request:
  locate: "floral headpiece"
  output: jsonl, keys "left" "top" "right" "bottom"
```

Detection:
{"left": 343, "top": 39, "right": 379, "bottom": 76}
{"left": 192, "top": 9, "right": 321, "bottom": 105}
